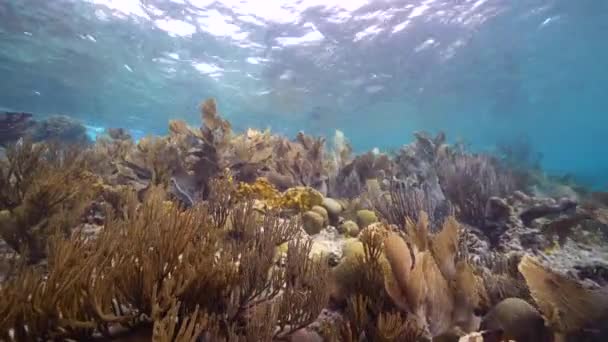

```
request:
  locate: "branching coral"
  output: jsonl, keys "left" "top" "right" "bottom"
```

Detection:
{"left": 374, "top": 179, "right": 453, "bottom": 232}
{"left": 0, "top": 180, "right": 329, "bottom": 341}
{"left": 330, "top": 151, "right": 393, "bottom": 199}
{"left": 109, "top": 135, "right": 189, "bottom": 201}
{"left": 263, "top": 132, "right": 328, "bottom": 194}
{"left": 324, "top": 295, "right": 424, "bottom": 342}
{"left": 437, "top": 152, "right": 516, "bottom": 226}
{"left": 165, "top": 99, "right": 328, "bottom": 202}
{"left": 0, "top": 140, "right": 97, "bottom": 263}
{"left": 206, "top": 170, "right": 237, "bottom": 228}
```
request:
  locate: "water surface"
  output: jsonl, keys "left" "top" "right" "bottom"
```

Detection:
{"left": 1, "top": 0, "right": 607, "bottom": 187}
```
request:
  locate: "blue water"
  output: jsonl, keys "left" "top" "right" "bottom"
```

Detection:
{"left": 1, "top": 0, "right": 607, "bottom": 188}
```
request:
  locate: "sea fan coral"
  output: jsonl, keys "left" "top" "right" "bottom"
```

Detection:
{"left": 329, "top": 214, "right": 481, "bottom": 340}
{"left": 518, "top": 255, "right": 608, "bottom": 335}
{"left": 382, "top": 214, "right": 482, "bottom": 338}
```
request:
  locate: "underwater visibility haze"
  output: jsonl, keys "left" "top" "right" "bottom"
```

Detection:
{"left": 1, "top": 0, "right": 607, "bottom": 187}
{"left": 1, "top": 1, "right": 608, "bottom": 341}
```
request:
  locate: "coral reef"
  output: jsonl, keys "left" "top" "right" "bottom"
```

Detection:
{"left": 1, "top": 112, "right": 91, "bottom": 146}
{"left": 0, "top": 186, "right": 329, "bottom": 341}
{"left": 0, "top": 98, "right": 607, "bottom": 342}
{"left": 28, "top": 115, "right": 90, "bottom": 145}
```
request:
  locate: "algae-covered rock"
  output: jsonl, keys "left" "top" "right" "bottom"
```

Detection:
{"left": 311, "top": 205, "right": 329, "bottom": 226}
{"left": 303, "top": 211, "right": 325, "bottom": 235}
{"left": 356, "top": 209, "right": 378, "bottom": 228}
{"left": 480, "top": 297, "right": 547, "bottom": 342}
{"left": 339, "top": 220, "right": 360, "bottom": 237}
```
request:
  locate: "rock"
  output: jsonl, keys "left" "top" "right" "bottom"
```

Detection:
{"left": 480, "top": 298, "right": 548, "bottom": 342}
{"left": 575, "top": 262, "right": 608, "bottom": 287}
{"left": 477, "top": 191, "right": 608, "bottom": 286}
{"left": 0, "top": 111, "right": 35, "bottom": 145}
{"left": 519, "top": 197, "right": 577, "bottom": 226}
{"left": 485, "top": 197, "right": 512, "bottom": 222}
{"left": 479, "top": 192, "right": 598, "bottom": 260}
{"left": 322, "top": 197, "right": 343, "bottom": 217}
{"left": 463, "top": 225, "right": 492, "bottom": 263}
{"left": 339, "top": 220, "right": 359, "bottom": 237}
{"left": 311, "top": 205, "right": 329, "bottom": 226}
{"left": 356, "top": 209, "right": 378, "bottom": 228}
{"left": 540, "top": 238, "right": 608, "bottom": 287}
{"left": 29, "top": 115, "right": 90, "bottom": 145}
{"left": 302, "top": 211, "right": 325, "bottom": 235}
{"left": 512, "top": 190, "right": 531, "bottom": 203}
